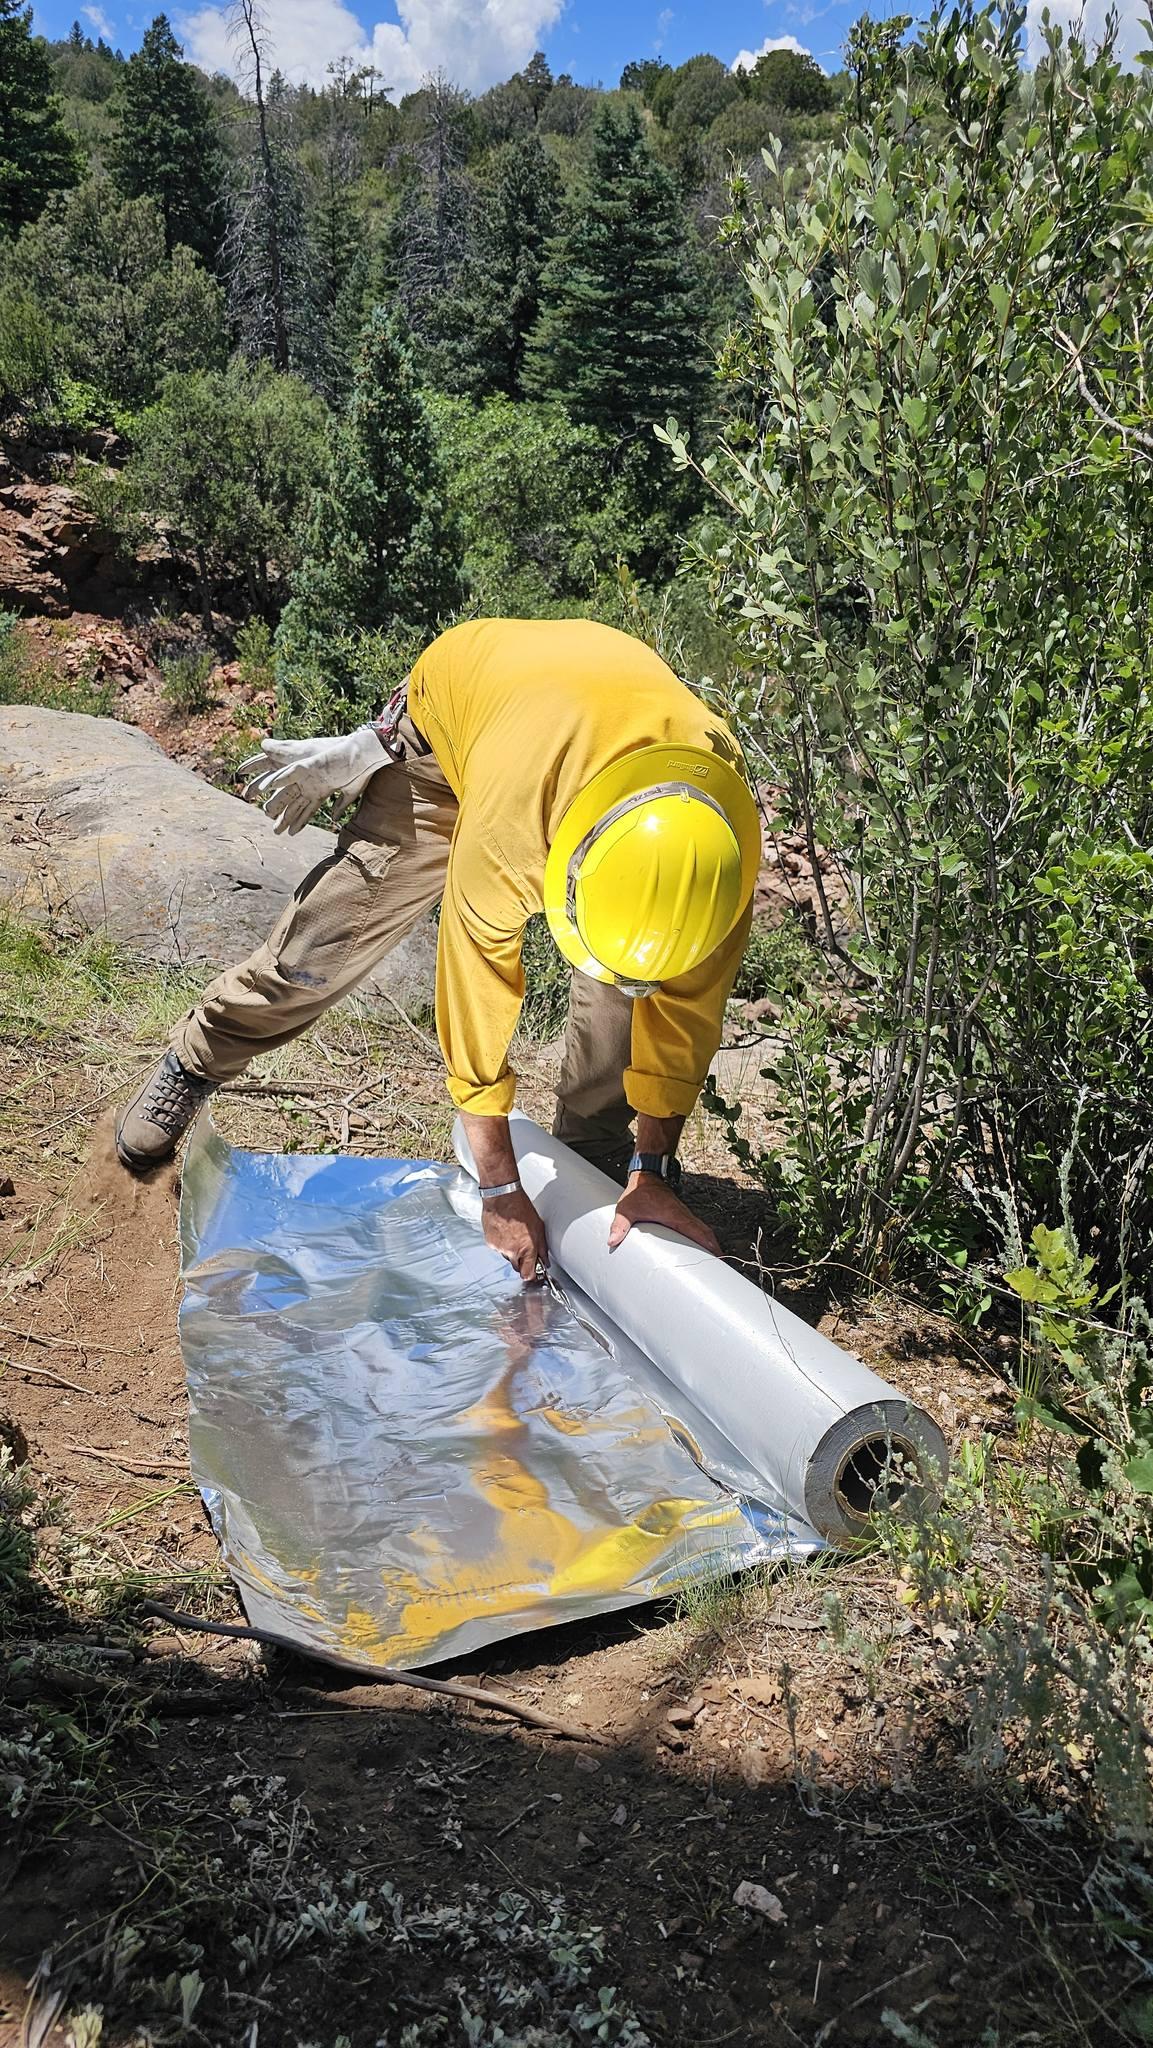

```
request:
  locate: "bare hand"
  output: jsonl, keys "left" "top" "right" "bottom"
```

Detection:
{"left": 483, "top": 1188, "right": 550, "bottom": 1284}
{"left": 608, "top": 1175, "right": 721, "bottom": 1257}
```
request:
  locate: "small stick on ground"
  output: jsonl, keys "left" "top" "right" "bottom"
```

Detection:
{"left": 219, "top": 1080, "right": 354, "bottom": 1098}
{"left": 143, "top": 1602, "right": 611, "bottom": 1745}
{"left": 0, "top": 1325, "right": 135, "bottom": 1356}
{"left": 495, "top": 1798, "right": 542, "bottom": 1839}
{"left": 375, "top": 990, "right": 441, "bottom": 1061}
{"left": 3, "top": 1360, "right": 92, "bottom": 1395}
{"left": 0, "top": 1324, "right": 86, "bottom": 1352}
{"left": 68, "top": 1443, "right": 189, "bottom": 1475}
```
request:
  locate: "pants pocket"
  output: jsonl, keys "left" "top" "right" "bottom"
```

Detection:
{"left": 273, "top": 842, "right": 392, "bottom": 993}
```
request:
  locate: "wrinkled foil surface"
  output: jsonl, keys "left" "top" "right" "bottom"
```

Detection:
{"left": 179, "top": 1120, "right": 814, "bottom": 1672}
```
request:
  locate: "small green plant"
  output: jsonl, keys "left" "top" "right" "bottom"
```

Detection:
{"left": 160, "top": 647, "right": 216, "bottom": 716}
{"left": 1006, "top": 1225, "right": 1153, "bottom": 1633}
{"left": 0, "top": 1447, "right": 37, "bottom": 1613}
{"left": 730, "top": 913, "right": 814, "bottom": 1007}
{"left": 519, "top": 914, "right": 572, "bottom": 1041}
{"left": 234, "top": 615, "right": 275, "bottom": 693}
{"left": 674, "top": 1564, "right": 752, "bottom": 1643}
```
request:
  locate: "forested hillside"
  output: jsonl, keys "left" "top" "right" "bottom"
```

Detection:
{"left": 0, "top": 0, "right": 846, "bottom": 702}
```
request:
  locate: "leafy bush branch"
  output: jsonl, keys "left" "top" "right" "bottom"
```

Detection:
{"left": 668, "top": 3, "right": 1153, "bottom": 1281}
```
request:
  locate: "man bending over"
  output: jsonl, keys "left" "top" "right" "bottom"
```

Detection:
{"left": 116, "top": 619, "right": 759, "bottom": 1281}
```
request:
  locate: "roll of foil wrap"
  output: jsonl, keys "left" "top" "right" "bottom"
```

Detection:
{"left": 454, "top": 1115, "right": 949, "bottom": 1546}
{"left": 178, "top": 1118, "right": 819, "bottom": 1674}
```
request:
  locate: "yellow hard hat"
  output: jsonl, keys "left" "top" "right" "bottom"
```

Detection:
{"left": 543, "top": 744, "right": 760, "bottom": 994}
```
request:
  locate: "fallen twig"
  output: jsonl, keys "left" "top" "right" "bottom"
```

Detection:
{"left": 375, "top": 988, "right": 442, "bottom": 1061}
{"left": 3, "top": 1670, "right": 236, "bottom": 1716}
{"left": 495, "top": 1798, "right": 542, "bottom": 1840}
{"left": 7, "top": 1642, "right": 134, "bottom": 1662}
{"left": 0, "top": 1324, "right": 85, "bottom": 1353}
{"left": 3, "top": 1360, "right": 92, "bottom": 1395}
{"left": 0, "top": 1324, "right": 134, "bottom": 1357}
{"left": 67, "top": 1443, "right": 189, "bottom": 1475}
{"left": 813, "top": 1957, "right": 934, "bottom": 2045}
{"left": 142, "top": 1602, "right": 610, "bottom": 1744}
{"left": 219, "top": 1079, "right": 354, "bottom": 1097}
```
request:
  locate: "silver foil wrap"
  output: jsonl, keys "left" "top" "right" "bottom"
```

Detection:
{"left": 179, "top": 1120, "right": 815, "bottom": 1672}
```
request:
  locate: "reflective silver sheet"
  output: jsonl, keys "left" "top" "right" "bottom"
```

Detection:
{"left": 179, "top": 1120, "right": 815, "bottom": 1672}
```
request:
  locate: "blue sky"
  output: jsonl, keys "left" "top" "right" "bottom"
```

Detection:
{"left": 32, "top": 0, "right": 1150, "bottom": 97}
{"left": 31, "top": 0, "right": 905, "bottom": 89}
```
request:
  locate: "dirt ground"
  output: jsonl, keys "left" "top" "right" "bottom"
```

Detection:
{"left": 0, "top": 983, "right": 1142, "bottom": 2048}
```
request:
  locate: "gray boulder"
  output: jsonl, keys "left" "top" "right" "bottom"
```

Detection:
{"left": 0, "top": 707, "right": 436, "bottom": 1013}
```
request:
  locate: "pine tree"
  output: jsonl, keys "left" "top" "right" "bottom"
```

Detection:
{"left": 389, "top": 73, "right": 475, "bottom": 350}
{"left": 0, "top": 0, "right": 81, "bottom": 237}
{"left": 109, "top": 15, "right": 226, "bottom": 265}
{"left": 524, "top": 99, "right": 706, "bottom": 441}
{"left": 278, "top": 307, "right": 463, "bottom": 675}
{"left": 298, "top": 122, "right": 368, "bottom": 403}
{"left": 441, "top": 133, "right": 562, "bottom": 398}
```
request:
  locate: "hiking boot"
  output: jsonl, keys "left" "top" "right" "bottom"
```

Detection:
{"left": 116, "top": 1050, "right": 219, "bottom": 1172}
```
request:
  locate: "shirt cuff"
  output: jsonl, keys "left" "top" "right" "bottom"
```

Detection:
{"left": 623, "top": 1066, "right": 703, "bottom": 1119}
{"left": 446, "top": 1071, "right": 517, "bottom": 1115}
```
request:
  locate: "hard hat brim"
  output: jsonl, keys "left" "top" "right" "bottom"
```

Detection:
{"left": 543, "top": 743, "right": 761, "bottom": 983}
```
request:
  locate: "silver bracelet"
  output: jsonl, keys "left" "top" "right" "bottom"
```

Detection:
{"left": 479, "top": 1179, "right": 521, "bottom": 1201}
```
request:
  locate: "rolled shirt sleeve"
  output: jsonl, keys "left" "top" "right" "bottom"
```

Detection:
{"left": 624, "top": 898, "right": 753, "bottom": 1119}
{"left": 436, "top": 812, "right": 530, "bottom": 1116}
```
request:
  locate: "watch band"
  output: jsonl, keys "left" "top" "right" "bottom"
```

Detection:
{"left": 479, "top": 1179, "right": 522, "bottom": 1201}
{"left": 627, "top": 1152, "right": 683, "bottom": 1187}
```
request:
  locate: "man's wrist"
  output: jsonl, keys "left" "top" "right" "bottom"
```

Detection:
{"left": 460, "top": 1110, "right": 518, "bottom": 1190}
{"left": 626, "top": 1151, "right": 683, "bottom": 1190}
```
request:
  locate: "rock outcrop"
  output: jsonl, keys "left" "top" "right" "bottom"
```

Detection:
{"left": 0, "top": 478, "right": 120, "bottom": 616}
{"left": 0, "top": 706, "right": 436, "bottom": 1012}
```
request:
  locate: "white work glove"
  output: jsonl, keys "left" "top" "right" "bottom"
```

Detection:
{"left": 240, "top": 727, "right": 388, "bottom": 836}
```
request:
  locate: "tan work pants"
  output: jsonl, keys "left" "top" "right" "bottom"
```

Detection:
{"left": 170, "top": 722, "right": 637, "bottom": 1173}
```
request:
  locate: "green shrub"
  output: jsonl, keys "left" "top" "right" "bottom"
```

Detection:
{"left": 9, "top": 177, "right": 227, "bottom": 415}
{"left": 871, "top": 1216, "right": 1153, "bottom": 1839}
{"left": 428, "top": 392, "right": 647, "bottom": 612}
{"left": 0, "top": 285, "right": 56, "bottom": 422}
{"left": 675, "top": 5, "right": 1153, "bottom": 1282}
{"left": 160, "top": 647, "right": 215, "bottom": 715}
{"left": 234, "top": 616, "right": 275, "bottom": 693}
{"left": 274, "top": 623, "right": 426, "bottom": 738}
{"left": 729, "top": 916, "right": 813, "bottom": 1006}
{"left": 519, "top": 915, "right": 572, "bottom": 1041}
{"left": 106, "top": 358, "right": 327, "bottom": 632}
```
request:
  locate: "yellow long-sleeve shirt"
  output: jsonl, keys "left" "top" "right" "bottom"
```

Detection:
{"left": 407, "top": 618, "right": 753, "bottom": 1118}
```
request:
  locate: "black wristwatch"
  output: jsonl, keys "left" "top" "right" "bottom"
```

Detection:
{"left": 627, "top": 1151, "right": 683, "bottom": 1189}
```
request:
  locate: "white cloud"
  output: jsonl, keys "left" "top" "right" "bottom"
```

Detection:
{"left": 178, "top": 0, "right": 367, "bottom": 84}
{"left": 178, "top": 0, "right": 565, "bottom": 96}
{"left": 82, "top": 3, "right": 116, "bottom": 36}
{"left": 1025, "top": 0, "right": 1151, "bottom": 68}
{"left": 730, "top": 33, "right": 817, "bottom": 73}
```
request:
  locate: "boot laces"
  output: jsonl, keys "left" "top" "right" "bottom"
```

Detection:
{"left": 138, "top": 1058, "right": 216, "bottom": 1136}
